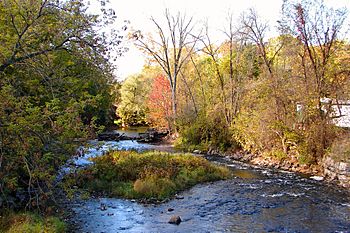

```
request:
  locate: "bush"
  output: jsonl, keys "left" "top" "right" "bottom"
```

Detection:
{"left": 176, "top": 111, "right": 235, "bottom": 152}
{"left": 73, "top": 151, "right": 231, "bottom": 200}
{"left": 0, "top": 212, "right": 66, "bottom": 233}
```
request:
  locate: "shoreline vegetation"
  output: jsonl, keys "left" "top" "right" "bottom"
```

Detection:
{"left": 65, "top": 150, "right": 231, "bottom": 201}
{"left": 0, "top": 212, "right": 66, "bottom": 233}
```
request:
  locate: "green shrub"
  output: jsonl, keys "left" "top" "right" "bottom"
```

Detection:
{"left": 0, "top": 212, "right": 66, "bottom": 233}
{"left": 73, "top": 151, "right": 231, "bottom": 200}
{"left": 176, "top": 111, "right": 235, "bottom": 152}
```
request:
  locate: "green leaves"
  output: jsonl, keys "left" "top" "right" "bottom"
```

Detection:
{"left": 0, "top": 0, "right": 117, "bottom": 210}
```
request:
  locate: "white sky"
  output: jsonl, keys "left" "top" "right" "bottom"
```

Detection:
{"left": 100, "top": 0, "right": 350, "bottom": 80}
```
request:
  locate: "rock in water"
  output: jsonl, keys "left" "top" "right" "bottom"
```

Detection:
{"left": 310, "top": 176, "right": 324, "bottom": 181}
{"left": 100, "top": 203, "right": 107, "bottom": 211}
{"left": 168, "top": 215, "right": 182, "bottom": 225}
{"left": 175, "top": 195, "right": 184, "bottom": 199}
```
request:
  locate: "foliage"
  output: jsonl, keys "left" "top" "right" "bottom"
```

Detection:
{"left": 72, "top": 151, "right": 230, "bottom": 200}
{"left": 127, "top": 0, "right": 350, "bottom": 166}
{"left": 0, "top": 0, "right": 120, "bottom": 210}
{"left": 0, "top": 212, "right": 66, "bottom": 233}
{"left": 176, "top": 110, "right": 235, "bottom": 152}
{"left": 117, "top": 73, "right": 152, "bottom": 126}
{"left": 147, "top": 75, "right": 172, "bottom": 129}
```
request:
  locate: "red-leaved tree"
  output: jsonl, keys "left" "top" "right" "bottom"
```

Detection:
{"left": 147, "top": 75, "right": 172, "bottom": 129}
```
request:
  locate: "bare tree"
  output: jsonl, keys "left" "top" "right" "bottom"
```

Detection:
{"left": 133, "top": 9, "right": 198, "bottom": 129}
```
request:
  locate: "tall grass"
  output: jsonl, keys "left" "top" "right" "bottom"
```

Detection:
{"left": 0, "top": 212, "right": 66, "bottom": 233}
{"left": 73, "top": 151, "right": 231, "bottom": 200}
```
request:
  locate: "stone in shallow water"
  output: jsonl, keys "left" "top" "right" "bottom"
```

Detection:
{"left": 310, "top": 176, "right": 324, "bottom": 181}
{"left": 175, "top": 195, "right": 184, "bottom": 199}
{"left": 168, "top": 215, "right": 182, "bottom": 225}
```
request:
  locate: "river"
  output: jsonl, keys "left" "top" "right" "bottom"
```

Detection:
{"left": 64, "top": 129, "right": 350, "bottom": 233}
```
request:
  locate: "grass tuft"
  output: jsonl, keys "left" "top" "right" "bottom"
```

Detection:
{"left": 0, "top": 212, "right": 66, "bottom": 233}
{"left": 72, "top": 150, "right": 231, "bottom": 200}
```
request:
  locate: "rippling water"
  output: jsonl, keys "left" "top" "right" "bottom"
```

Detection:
{"left": 65, "top": 138, "right": 350, "bottom": 233}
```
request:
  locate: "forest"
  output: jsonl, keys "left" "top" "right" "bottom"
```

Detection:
{"left": 119, "top": 1, "right": 350, "bottom": 163}
{"left": 0, "top": 0, "right": 349, "bottom": 232}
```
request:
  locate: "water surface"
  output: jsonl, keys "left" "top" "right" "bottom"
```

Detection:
{"left": 66, "top": 138, "right": 350, "bottom": 233}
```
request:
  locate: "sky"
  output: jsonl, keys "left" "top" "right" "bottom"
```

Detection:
{"left": 98, "top": 0, "right": 350, "bottom": 80}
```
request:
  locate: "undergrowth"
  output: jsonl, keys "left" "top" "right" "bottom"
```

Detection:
{"left": 69, "top": 151, "right": 231, "bottom": 200}
{"left": 0, "top": 212, "right": 66, "bottom": 233}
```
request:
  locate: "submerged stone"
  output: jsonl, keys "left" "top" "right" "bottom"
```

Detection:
{"left": 168, "top": 215, "right": 182, "bottom": 225}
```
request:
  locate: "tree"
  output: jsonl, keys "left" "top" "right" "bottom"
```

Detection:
{"left": 117, "top": 74, "right": 151, "bottom": 126}
{"left": 147, "top": 75, "right": 172, "bottom": 129}
{"left": 280, "top": 0, "right": 349, "bottom": 158}
{"left": 0, "top": 0, "right": 120, "bottom": 210}
{"left": 0, "top": 0, "right": 122, "bottom": 73}
{"left": 197, "top": 22, "right": 230, "bottom": 125}
{"left": 133, "top": 9, "right": 198, "bottom": 130}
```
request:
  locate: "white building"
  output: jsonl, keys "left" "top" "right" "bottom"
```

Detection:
{"left": 296, "top": 98, "right": 350, "bottom": 128}
{"left": 321, "top": 98, "right": 350, "bottom": 128}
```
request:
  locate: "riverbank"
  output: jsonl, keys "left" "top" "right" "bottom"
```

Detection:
{"left": 204, "top": 148, "right": 350, "bottom": 189}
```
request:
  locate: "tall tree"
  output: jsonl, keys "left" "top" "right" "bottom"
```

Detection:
{"left": 133, "top": 9, "right": 198, "bottom": 130}
{"left": 280, "top": 0, "right": 349, "bottom": 157}
{"left": 0, "top": 0, "right": 121, "bottom": 210}
{"left": 0, "top": 0, "right": 121, "bottom": 73}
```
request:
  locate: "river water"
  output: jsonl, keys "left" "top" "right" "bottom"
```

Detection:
{"left": 65, "top": 130, "right": 350, "bottom": 233}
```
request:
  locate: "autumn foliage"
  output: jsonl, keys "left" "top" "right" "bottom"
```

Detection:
{"left": 147, "top": 75, "right": 172, "bottom": 128}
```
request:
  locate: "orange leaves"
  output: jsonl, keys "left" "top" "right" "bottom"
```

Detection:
{"left": 147, "top": 75, "right": 172, "bottom": 128}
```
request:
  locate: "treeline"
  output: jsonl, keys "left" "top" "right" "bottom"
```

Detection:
{"left": 118, "top": 0, "right": 350, "bottom": 163}
{"left": 0, "top": 0, "right": 120, "bottom": 210}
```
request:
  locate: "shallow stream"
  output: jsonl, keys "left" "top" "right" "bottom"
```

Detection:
{"left": 65, "top": 129, "right": 350, "bottom": 233}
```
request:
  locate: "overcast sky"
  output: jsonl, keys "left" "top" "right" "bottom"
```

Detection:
{"left": 99, "top": 0, "right": 350, "bottom": 80}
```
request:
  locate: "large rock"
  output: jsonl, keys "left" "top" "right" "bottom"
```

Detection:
{"left": 322, "top": 157, "right": 350, "bottom": 188}
{"left": 168, "top": 215, "right": 182, "bottom": 225}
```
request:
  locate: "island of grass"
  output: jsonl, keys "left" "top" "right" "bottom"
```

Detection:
{"left": 71, "top": 151, "right": 231, "bottom": 200}
{"left": 0, "top": 212, "right": 66, "bottom": 233}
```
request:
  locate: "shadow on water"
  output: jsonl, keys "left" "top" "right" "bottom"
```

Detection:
{"left": 65, "top": 137, "right": 350, "bottom": 233}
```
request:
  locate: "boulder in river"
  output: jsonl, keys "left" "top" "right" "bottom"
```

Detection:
{"left": 100, "top": 203, "right": 107, "bottom": 211}
{"left": 168, "top": 215, "right": 181, "bottom": 225}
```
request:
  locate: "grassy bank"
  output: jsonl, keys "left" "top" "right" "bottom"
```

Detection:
{"left": 0, "top": 212, "right": 66, "bottom": 233}
{"left": 70, "top": 151, "right": 231, "bottom": 200}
